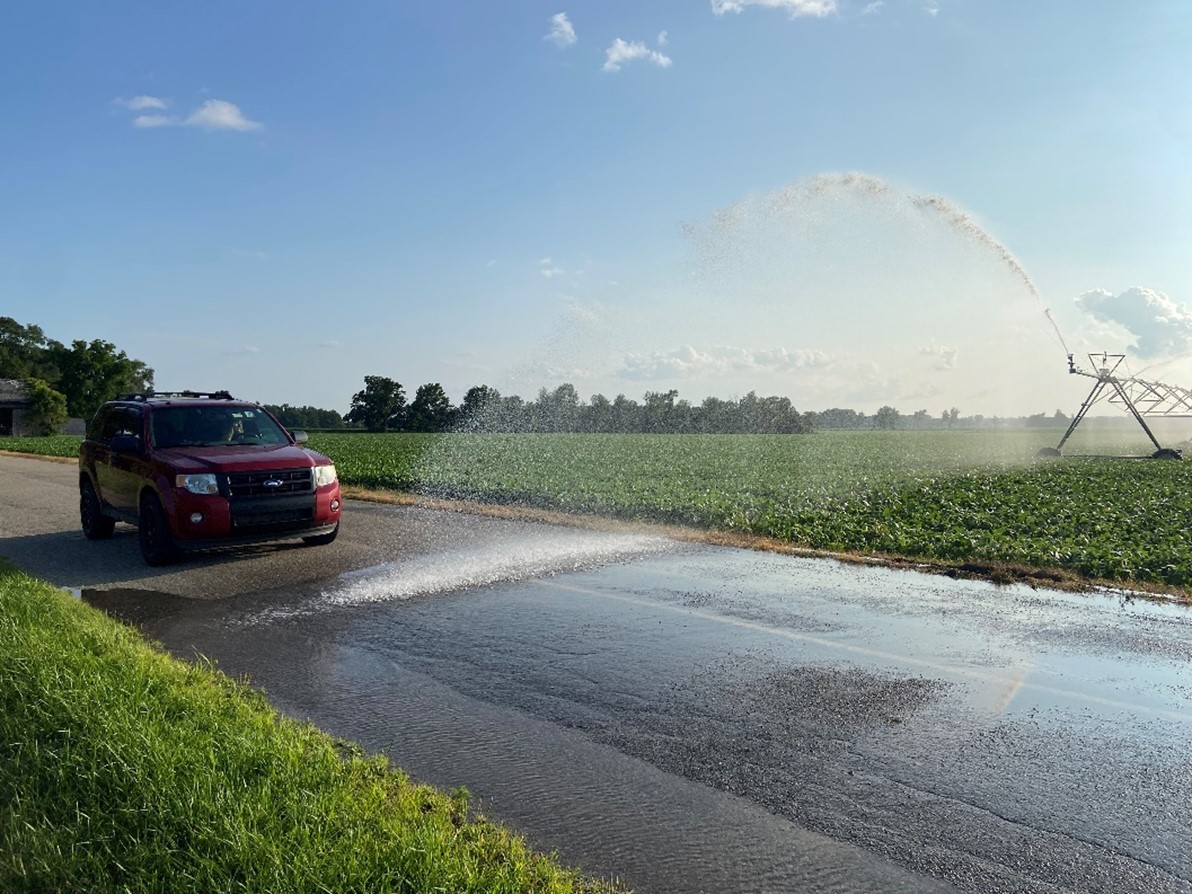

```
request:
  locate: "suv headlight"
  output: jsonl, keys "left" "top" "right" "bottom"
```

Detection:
{"left": 176, "top": 473, "right": 219, "bottom": 495}
{"left": 314, "top": 464, "right": 337, "bottom": 487}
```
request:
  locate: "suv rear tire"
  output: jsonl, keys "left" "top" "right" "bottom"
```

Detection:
{"left": 80, "top": 479, "right": 116, "bottom": 540}
{"left": 139, "top": 494, "right": 179, "bottom": 566}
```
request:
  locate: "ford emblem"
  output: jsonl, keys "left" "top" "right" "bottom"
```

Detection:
{"left": 263, "top": 479, "right": 283, "bottom": 488}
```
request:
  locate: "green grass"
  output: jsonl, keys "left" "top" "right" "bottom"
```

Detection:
{"left": 8, "top": 430, "right": 1192, "bottom": 585}
{"left": 0, "top": 561, "right": 626, "bottom": 894}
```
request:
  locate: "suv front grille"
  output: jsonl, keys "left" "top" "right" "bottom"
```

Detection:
{"left": 225, "top": 468, "right": 313, "bottom": 497}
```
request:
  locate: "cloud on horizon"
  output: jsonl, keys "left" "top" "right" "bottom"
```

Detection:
{"left": 602, "top": 38, "right": 673, "bottom": 73}
{"left": 617, "top": 344, "right": 834, "bottom": 380}
{"left": 918, "top": 343, "right": 959, "bottom": 371}
{"left": 545, "top": 12, "right": 577, "bottom": 48}
{"left": 1075, "top": 287, "right": 1192, "bottom": 359}
{"left": 711, "top": 0, "right": 836, "bottom": 18}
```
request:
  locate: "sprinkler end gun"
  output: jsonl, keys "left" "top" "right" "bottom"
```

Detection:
{"left": 1067, "top": 354, "right": 1075, "bottom": 374}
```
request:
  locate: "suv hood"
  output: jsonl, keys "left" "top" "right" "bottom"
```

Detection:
{"left": 156, "top": 444, "right": 327, "bottom": 473}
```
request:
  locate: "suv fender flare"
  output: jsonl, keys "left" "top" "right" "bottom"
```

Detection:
{"left": 140, "top": 483, "right": 181, "bottom": 538}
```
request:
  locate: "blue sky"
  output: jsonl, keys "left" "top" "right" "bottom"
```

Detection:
{"left": 3, "top": 1, "right": 1189, "bottom": 415}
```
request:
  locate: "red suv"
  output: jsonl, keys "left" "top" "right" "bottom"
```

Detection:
{"left": 79, "top": 391, "right": 342, "bottom": 565}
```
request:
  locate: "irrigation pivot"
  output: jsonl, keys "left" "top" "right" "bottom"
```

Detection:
{"left": 1039, "top": 353, "right": 1189, "bottom": 459}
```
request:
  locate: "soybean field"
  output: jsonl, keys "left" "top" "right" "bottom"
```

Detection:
{"left": 310, "top": 430, "right": 1192, "bottom": 589}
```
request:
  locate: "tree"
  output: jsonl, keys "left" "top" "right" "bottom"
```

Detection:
{"left": 345, "top": 376, "right": 406, "bottom": 432}
{"left": 51, "top": 339, "right": 153, "bottom": 419}
{"left": 458, "top": 385, "right": 501, "bottom": 431}
{"left": 0, "top": 318, "right": 60, "bottom": 381}
{"left": 874, "top": 406, "right": 900, "bottom": 430}
{"left": 406, "top": 383, "right": 455, "bottom": 432}
{"left": 23, "top": 378, "right": 67, "bottom": 435}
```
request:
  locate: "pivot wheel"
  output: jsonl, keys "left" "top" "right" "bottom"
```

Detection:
{"left": 139, "top": 494, "right": 179, "bottom": 566}
{"left": 80, "top": 479, "right": 115, "bottom": 540}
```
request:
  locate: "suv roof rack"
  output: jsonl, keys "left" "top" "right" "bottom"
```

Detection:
{"left": 115, "top": 390, "right": 237, "bottom": 402}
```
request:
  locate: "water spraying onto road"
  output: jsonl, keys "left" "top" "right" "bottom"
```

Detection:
{"left": 249, "top": 527, "right": 677, "bottom": 622}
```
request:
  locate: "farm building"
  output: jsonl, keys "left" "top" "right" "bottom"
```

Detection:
{"left": 0, "top": 379, "right": 34, "bottom": 436}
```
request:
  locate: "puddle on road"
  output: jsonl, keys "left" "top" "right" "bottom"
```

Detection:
{"left": 121, "top": 543, "right": 1192, "bottom": 893}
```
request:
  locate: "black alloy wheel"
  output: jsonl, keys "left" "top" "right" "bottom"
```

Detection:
{"left": 80, "top": 479, "right": 115, "bottom": 540}
{"left": 138, "top": 494, "right": 179, "bottom": 566}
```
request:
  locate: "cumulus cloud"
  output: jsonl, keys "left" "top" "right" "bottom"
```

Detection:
{"left": 1075, "top": 287, "right": 1192, "bottom": 359}
{"left": 117, "top": 97, "right": 262, "bottom": 132}
{"left": 657, "top": 30, "right": 669, "bottom": 46}
{"left": 545, "top": 12, "right": 577, "bottom": 48}
{"left": 184, "top": 99, "right": 262, "bottom": 131}
{"left": 918, "top": 343, "right": 959, "bottom": 371}
{"left": 602, "top": 38, "right": 673, "bottom": 73}
{"left": 862, "top": 1, "right": 885, "bottom": 14}
{"left": 617, "top": 345, "right": 834, "bottom": 380}
{"left": 711, "top": 0, "right": 836, "bottom": 18}
{"left": 114, "top": 95, "right": 169, "bottom": 110}
{"left": 539, "top": 257, "right": 564, "bottom": 278}
{"left": 923, "top": 1, "right": 940, "bottom": 15}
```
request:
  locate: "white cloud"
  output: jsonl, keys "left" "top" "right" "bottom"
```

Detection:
{"left": 618, "top": 345, "right": 834, "bottom": 380}
{"left": 539, "top": 257, "right": 564, "bottom": 278}
{"left": 114, "top": 95, "right": 169, "bottom": 110}
{"left": 711, "top": 0, "right": 836, "bottom": 18}
{"left": 545, "top": 12, "right": 577, "bottom": 48}
{"left": 923, "top": 1, "right": 940, "bottom": 15}
{"left": 918, "top": 343, "right": 959, "bottom": 371}
{"left": 184, "top": 99, "right": 263, "bottom": 132}
{"left": 602, "top": 38, "right": 673, "bottom": 73}
{"left": 862, "top": 1, "right": 885, "bottom": 14}
{"left": 1075, "top": 287, "right": 1192, "bottom": 359}
{"left": 133, "top": 114, "right": 175, "bottom": 128}
{"left": 657, "top": 30, "right": 669, "bottom": 46}
{"left": 117, "top": 96, "right": 263, "bottom": 132}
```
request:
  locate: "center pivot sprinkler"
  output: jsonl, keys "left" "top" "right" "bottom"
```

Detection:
{"left": 1038, "top": 353, "right": 1187, "bottom": 459}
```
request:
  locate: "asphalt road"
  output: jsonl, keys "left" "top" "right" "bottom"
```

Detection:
{"left": 3, "top": 453, "right": 1192, "bottom": 894}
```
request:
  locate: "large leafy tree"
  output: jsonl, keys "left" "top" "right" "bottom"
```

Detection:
{"left": 0, "top": 317, "right": 60, "bottom": 381}
{"left": 406, "top": 383, "right": 455, "bottom": 433}
{"left": 50, "top": 339, "right": 154, "bottom": 420}
{"left": 345, "top": 376, "right": 406, "bottom": 432}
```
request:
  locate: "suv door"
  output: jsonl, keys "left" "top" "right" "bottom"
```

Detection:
{"left": 95, "top": 406, "right": 146, "bottom": 515}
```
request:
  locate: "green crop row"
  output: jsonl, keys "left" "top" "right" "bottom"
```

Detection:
{"left": 309, "top": 431, "right": 1192, "bottom": 587}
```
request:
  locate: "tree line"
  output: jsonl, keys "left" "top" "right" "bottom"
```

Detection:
{"left": 347, "top": 376, "right": 816, "bottom": 434}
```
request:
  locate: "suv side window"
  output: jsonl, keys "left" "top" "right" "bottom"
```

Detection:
{"left": 96, "top": 406, "right": 143, "bottom": 445}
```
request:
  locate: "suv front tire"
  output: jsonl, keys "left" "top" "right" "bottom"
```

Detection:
{"left": 138, "top": 493, "right": 179, "bottom": 566}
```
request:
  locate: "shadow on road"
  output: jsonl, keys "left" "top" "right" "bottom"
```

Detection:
{"left": 0, "top": 525, "right": 310, "bottom": 592}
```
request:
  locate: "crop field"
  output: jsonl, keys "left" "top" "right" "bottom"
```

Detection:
{"left": 8, "top": 429, "right": 1191, "bottom": 588}
{"left": 308, "top": 429, "right": 1192, "bottom": 588}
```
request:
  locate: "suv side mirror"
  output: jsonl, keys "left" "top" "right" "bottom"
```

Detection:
{"left": 110, "top": 434, "right": 142, "bottom": 454}
{"left": 291, "top": 430, "right": 309, "bottom": 445}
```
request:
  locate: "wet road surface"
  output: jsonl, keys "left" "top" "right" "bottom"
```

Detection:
{"left": 4, "top": 454, "right": 1192, "bottom": 893}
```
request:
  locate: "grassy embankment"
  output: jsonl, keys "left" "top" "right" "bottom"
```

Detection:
{"left": 0, "top": 560, "right": 625, "bottom": 894}
{"left": 9, "top": 429, "right": 1192, "bottom": 588}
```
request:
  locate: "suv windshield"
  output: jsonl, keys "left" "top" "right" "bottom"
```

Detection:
{"left": 150, "top": 406, "right": 289, "bottom": 448}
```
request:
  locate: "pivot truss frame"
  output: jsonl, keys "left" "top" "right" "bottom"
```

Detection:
{"left": 1052, "top": 353, "right": 1192, "bottom": 456}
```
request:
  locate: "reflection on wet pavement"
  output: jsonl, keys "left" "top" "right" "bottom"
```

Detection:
{"left": 97, "top": 542, "right": 1192, "bottom": 894}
